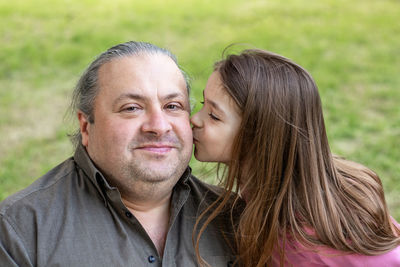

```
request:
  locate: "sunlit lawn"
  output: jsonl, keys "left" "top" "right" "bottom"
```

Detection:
{"left": 0, "top": 0, "right": 399, "bottom": 220}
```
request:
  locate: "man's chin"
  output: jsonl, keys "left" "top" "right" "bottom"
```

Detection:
{"left": 127, "top": 151, "right": 191, "bottom": 182}
{"left": 133, "top": 163, "right": 185, "bottom": 181}
{"left": 135, "top": 172, "right": 178, "bottom": 185}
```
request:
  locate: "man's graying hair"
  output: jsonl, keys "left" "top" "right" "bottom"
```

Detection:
{"left": 69, "top": 41, "right": 191, "bottom": 148}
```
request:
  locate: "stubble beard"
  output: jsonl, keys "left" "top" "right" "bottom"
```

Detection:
{"left": 123, "top": 152, "right": 190, "bottom": 184}
{"left": 113, "top": 151, "right": 190, "bottom": 201}
{"left": 111, "top": 135, "right": 192, "bottom": 200}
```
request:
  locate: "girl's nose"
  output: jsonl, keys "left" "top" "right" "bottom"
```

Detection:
{"left": 190, "top": 111, "right": 203, "bottom": 128}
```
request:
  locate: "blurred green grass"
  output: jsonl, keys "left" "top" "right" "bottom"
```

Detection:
{"left": 0, "top": 0, "right": 399, "bottom": 220}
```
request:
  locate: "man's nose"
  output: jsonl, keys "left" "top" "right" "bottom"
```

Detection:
{"left": 141, "top": 108, "right": 172, "bottom": 136}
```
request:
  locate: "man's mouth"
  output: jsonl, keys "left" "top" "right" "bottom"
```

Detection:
{"left": 136, "top": 144, "right": 175, "bottom": 154}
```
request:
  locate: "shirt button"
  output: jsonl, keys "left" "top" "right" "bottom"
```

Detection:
{"left": 125, "top": 211, "right": 133, "bottom": 218}
{"left": 148, "top": 255, "right": 156, "bottom": 263}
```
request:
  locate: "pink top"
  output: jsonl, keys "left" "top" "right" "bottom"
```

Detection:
{"left": 272, "top": 220, "right": 400, "bottom": 266}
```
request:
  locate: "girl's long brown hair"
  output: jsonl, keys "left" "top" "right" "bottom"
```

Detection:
{"left": 193, "top": 49, "right": 400, "bottom": 266}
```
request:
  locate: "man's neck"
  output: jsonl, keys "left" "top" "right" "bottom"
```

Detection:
{"left": 122, "top": 193, "right": 172, "bottom": 257}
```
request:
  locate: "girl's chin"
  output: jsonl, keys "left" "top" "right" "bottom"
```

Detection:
{"left": 194, "top": 150, "right": 227, "bottom": 164}
{"left": 193, "top": 152, "right": 206, "bottom": 162}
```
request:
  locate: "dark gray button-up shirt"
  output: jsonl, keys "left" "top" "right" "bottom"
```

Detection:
{"left": 0, "top": 145, "right": 236, "bottom": 266}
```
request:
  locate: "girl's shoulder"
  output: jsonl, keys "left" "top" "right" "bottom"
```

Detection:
{"left": 273, "top": 240, "right": 400, "bottom": 267}
{"left": 272, "top": 220, "right": 400, "bottom": 267}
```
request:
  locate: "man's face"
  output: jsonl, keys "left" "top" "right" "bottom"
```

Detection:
{"left": 79, "top": 54, "right": 193, "bottom": 191}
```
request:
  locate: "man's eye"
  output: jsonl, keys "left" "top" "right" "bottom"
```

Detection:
{"left": 122, "top": 105, "right": 140, "bottom": 112}
{"left": 208, "top": 113, "right": 220, "bottom": 121}
{"left": 165, "top": 103, "right": 181, "bottom": 110}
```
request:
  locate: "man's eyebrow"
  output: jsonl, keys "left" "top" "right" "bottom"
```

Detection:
{"left": 113, "top": 92, "right": 186, "bottom": 106}
{"left": 163, "top": 92, "right": 186, "bottom": 100}
{"left": 113, "top": 93, "right": 146, "bottom": 105}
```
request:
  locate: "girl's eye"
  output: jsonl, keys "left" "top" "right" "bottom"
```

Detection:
{"left": 208, "top": 112, "right": 220, "bottom": 121}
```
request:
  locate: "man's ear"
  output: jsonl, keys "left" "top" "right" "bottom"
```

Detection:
{"left": 77, "top": 111, "right": 90, "bottom": 147}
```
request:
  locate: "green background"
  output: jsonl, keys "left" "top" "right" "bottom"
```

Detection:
{"left": 0, "top": 0, "right": 399, "bottom": 220}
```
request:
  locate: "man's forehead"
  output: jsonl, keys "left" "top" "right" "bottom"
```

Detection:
{"left": 99, "top": 54, "right": 183, "bottom": 83}
{"left": 96, "top": 54, "right": 188, "bottom": 100}
{"left": 100, "top": 53, "right": 179, "bottom": 73}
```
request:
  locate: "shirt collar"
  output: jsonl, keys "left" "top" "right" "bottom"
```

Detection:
{"left": 73, "top": 144, "right": 109, "bottom": 204}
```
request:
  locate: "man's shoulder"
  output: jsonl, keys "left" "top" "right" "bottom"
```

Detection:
{"left": 0, "top": 157, "right": 76, "bottom": 217}
{"left": 185, "top": 173, "right": 244, "bottom": 216}
{"left": 186, "top": 174, "right": 224, "bottom": 198}
{"left": 185, "top": 174, "right": 238, "bottom": 210}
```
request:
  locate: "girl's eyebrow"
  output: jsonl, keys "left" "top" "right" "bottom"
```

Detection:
{"left": 207, "top": 99, "right": 223, "bottom": 113}
{"left": 203, "top": 91, "right": 225, "bottom": 115}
